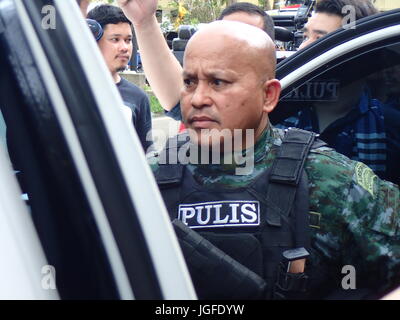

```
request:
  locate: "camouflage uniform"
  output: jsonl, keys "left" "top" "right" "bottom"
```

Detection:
{"left": 149, "top": 125, "right": 400, "bottom": 298}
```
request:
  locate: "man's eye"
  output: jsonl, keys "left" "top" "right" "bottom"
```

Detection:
{"left": 184, "top": 79, "right": 195, "bottom": 87}
{"left": 212, "top": 79, "right": 225, "bottom": 87}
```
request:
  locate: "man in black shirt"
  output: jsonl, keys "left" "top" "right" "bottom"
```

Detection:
{"left": 87, "top": 4, "right": 153, "bottom": 152}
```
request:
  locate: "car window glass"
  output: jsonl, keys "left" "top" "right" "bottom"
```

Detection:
{"left": 274, "top": 41, "right": 400, "bottom": 185}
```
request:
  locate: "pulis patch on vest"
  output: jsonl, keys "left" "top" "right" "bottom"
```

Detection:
{"left": 178, "top": 200, "right": 260, "bottom": 229}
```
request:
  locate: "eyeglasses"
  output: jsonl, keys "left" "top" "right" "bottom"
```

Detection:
{"left": 86, "top": 19, "right": 103, "bottom": 41}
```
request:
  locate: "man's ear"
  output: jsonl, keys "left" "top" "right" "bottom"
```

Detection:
{"left": 262, "top": 79, "right": 281, "bottom": 114}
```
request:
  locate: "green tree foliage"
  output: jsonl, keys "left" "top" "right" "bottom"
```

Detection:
{"left": 169, "top": 0, "right": 234, "bottom": 25}
{"left": 258, "top": 0, "right": 272, "bottom": 10}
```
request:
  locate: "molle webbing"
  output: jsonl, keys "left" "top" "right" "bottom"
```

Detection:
{"left": 266, "top": 128, "right": 317, "bottom": 228}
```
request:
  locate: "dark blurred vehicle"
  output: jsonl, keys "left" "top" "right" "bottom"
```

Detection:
{"left": 271, "top": 9, "right": 400, "bottom": 185}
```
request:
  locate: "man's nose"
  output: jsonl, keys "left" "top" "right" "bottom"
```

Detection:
{"left": 191, "top": 82, "right": 212, "bottom": 109}
{"left": 119, "top": 41, "right": 129, "bottom": 52}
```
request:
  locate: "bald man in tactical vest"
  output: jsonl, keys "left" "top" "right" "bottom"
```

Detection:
{"left": 147, "top": 20, "right": 399, "bottom": 300}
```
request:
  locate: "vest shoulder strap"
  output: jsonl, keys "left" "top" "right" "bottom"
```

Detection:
{"left": 154, "top": 133, "right": 189, "bottom": 187}
{"left": 154, "top": 134, "right": 190, "bottom": 218}
{"left": 266, "top": 128, "right": 320, "bottom": 227}
{"left": 270, "top": 128, "right": 319, "bottom": 185}
{"left": 263, "top": 129, "right": 320, "bottom": 295}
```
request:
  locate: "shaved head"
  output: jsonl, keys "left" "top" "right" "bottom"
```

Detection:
{"left": 185, "top": 20, "right": 276, "bottom": 79}
{"left": 189, "top": 20, "right": 275, "bottom": 50}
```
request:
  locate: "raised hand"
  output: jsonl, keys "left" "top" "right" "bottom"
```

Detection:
{"left": 117, "top": 0, "right": 158, "bottom": 26}
{"left": 117, "top": 0, "right": 183, "bottom": 111}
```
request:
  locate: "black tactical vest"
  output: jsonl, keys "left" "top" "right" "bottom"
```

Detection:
{"left": 155, "top": 128, "right": 326, "bottom": 299}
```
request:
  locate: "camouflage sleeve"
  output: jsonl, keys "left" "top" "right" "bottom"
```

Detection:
{"left": 306, "top": 147, "right": 400, "bottom": 296}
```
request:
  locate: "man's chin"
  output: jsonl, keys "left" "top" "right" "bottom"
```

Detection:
{"left": 116, "top": 65, "right": 128, "bottom": 73}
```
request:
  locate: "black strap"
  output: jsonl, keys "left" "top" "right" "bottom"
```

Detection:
{"left": 293, "top": 170, "right": 310, "bottom": 248}
{"left": 156, "top": 163, "right": 184, "bottom": 187}
{"left": 154, "top": 133, "right": 191, "bottom": 218}
{"left": 264, "top": 129, "right": 319, "bottom": 299}
{"left": 265, "top": 128, "right": 317, "bottom": 227}
{"left": 155, "top": 133, "right": 189, "bottom": 187}
{"left": 270, "top": 128, "right": 317, "bottom": 185}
